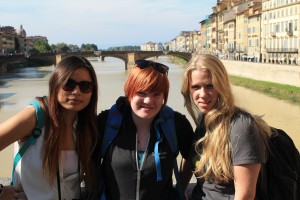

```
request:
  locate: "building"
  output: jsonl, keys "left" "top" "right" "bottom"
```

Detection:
{"left": 247, "top": 2, "right": 262, "bottom": 62}
{"left": 0, "top": 26, "right": 16, "bottom": 54}
{"left": 140, "top": 41, "right": 156, "bottom": 51}
{"left": 261, "top": 0, "right": 300, "bottom": 64}
{"left": 0, "top": 25, "right": 48, "bottom": 54}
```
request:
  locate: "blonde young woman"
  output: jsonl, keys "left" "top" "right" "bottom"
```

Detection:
{"left": 181, "top": 54, "right": 270, "bottom": 200}
{"left": 0, "top": 56, "right": 99, "bottom": 200}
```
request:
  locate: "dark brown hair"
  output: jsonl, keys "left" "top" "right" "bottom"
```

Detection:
{"left": 42, "top": 56, "right": 99, "bottom": 192}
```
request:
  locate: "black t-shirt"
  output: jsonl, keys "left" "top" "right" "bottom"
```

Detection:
{"left": 96, "top": 97, "right": 194, "bottom": 200}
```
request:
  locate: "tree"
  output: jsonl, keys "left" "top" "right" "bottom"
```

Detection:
{"left": 80, "top": 43, "right": 98, "bottom": 52}
{"left": 55, "top": 43, "right": 70, "bottom": 53}
{"left": 51, "top": 44, "right": 56, "bottom": 53}
{"left": 33, "top": 40, "right": 51, "bottom": 53}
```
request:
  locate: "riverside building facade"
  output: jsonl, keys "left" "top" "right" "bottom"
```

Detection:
{"left": 160, "top": 0, "right": 300, "bottom": 65}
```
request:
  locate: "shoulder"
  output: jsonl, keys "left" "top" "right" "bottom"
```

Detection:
{"left": 231, "top": 109, "right": 254, "bottom": 129}
{"left": 170, "top": 109, "right": 193, "bottom": 133}
{"left": 97, "top": 109, "right": 110, "bottom": 125}
{"left": 172, "top": 110, "right": 190, "bottom": 121}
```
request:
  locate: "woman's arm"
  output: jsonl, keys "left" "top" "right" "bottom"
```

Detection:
{"left": 181, "top": 158, "right": 193, "bottom": 190}
{"left": 233, "top": 163, "right": 261, "bottom": 200}
{"left": 0, "top": 106, "right": 36, "bottom": 151}
{"left": 181, "top": 158, "right": 193, "bottom": 200}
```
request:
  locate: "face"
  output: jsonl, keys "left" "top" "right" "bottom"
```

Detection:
{"left": 190, "top": 69, "right": 219, "bottom": 114}
{"left": 130, "top": 91, "right": 164, "bottom": 121}
{"left": 57, "top": 67, "right": 93, "bottom": 114}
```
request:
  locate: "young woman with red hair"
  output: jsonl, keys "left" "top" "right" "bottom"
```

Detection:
{"left": 95, "top": 60, "right": 194, "bottom": 200}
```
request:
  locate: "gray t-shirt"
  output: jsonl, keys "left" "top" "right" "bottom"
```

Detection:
{"left": 192, "top": 111, "right": 266, "bottom": 200}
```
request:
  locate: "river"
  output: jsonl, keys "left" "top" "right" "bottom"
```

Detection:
{"left": 0, "top": 56, "right": 299, "bottom": 179}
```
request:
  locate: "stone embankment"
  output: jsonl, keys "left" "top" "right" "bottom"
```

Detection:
{"left": 221, "top": 60, "right": 300, "bottom": 87}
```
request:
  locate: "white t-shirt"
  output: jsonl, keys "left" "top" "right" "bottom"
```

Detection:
{"left": 13, "top": 128, "right": 80, "bottom": 200}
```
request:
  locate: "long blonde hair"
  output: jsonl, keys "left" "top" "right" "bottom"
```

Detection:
{"left": 181, "top": 54, "right": 270, "bottom": 183}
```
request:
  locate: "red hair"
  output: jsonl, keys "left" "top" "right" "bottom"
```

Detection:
{"left": 124, "top": 66, "right": 169, "bottom": 106}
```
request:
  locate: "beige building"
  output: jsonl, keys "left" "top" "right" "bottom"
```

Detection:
{"left": 199, "top": 18, "right": 209, "bottom": 53}
{"left": 262, "top": 0, "right": 300, "bottom": 64}
{"left": 140, "top": 41, "right": 156, "bottom": 51}
{"left": 247, "top": 3, "right": 262, "bottom": 62}
{"left": 186, "top": 31, "right": 201, "bottom": 52}
{"left": 0, "top": 25, "right": 48, "bottom": 54}
{"left": 0, "top": 26, "right": 16, "bottom": 54}
{"left": 224, "top": 9, "right": 236, "bottom": 59}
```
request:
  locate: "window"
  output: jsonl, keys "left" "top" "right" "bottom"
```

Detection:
{"left": 276, "top": 24, "right": 280, "bottom": 32}
{"left": 289, "top": 22, "right": 293, "bottom": 31}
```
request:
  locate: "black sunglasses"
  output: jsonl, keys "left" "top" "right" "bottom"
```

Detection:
{"left": 135, "top": 60, "right": 169, "bottom": 74}
{"left": 62, "top": 79, "right": 94, "bottom": 93}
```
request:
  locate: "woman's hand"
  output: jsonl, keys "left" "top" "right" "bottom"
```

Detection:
{"left": 0, "top": 185, "right": 27, "bottom": 200}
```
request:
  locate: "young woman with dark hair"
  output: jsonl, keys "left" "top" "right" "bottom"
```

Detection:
{"left": 0, "top": 56, "right": 99, "bottom": 200}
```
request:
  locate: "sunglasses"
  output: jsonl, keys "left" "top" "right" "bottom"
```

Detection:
{"left": 62, "top": 79, "right": 94, "bottom": 93}
{"left": 135, "top": 60, "right": 169, "bottom": 74}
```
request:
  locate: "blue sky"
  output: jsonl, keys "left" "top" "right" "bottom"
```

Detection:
{"left": 0, "top": 0, "right": 216, "bottom": 49}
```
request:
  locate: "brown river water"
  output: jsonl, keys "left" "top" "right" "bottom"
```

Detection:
{"left": 0, "top": 56, "right": 299, "bottom": 179}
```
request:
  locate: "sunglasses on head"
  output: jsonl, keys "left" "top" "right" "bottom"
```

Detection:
{"left": 62, "top": 79, "right": 94, "bottom": 93}
{"left": 135, "top": 60, "right": 169, "bottom": 74}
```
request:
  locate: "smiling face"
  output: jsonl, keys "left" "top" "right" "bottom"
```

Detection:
{"left": 190, "top": 69, "right": 219, "bottom": 114}
{"left": 57, "top": 67, "right": 93, "bottom": 114}
{"left": 130, "top": 91, "right": 164, "bottom": 121}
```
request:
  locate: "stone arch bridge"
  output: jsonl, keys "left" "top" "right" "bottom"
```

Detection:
{"left": 0, "top": 51, "right": 192, "bottom": 74}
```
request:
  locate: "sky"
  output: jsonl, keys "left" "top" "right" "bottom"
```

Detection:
{"left": 0, "top": 0, "right": 216, "bottom": 49}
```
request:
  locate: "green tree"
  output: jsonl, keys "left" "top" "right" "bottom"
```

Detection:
{"left": 55, "top": 43, "right": 70, "bottom": 53}
{"left": 80, "top": 43, "right": 98, "bottom": 52}
{"left": 33, "top": 40, "right": 51, "bottom": 53}
{"left": 51, "top": 44, "right": 56, "bottom": 53}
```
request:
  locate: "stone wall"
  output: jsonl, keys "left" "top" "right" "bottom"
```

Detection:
{"left": 221, "top": 60, "right": 300, "bottom": 87}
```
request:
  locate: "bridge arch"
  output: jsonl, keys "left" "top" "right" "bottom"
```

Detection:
{"left": 1, "top": 51, "right": 192, "bottom": 73}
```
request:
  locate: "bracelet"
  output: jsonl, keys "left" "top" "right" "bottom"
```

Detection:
{"left": 0, "top": 184, "right": 4, "bottom": 197}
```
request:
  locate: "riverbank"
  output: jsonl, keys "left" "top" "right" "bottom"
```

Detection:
{"left": 168, "top": 56, "right": 300, "bottom": 106}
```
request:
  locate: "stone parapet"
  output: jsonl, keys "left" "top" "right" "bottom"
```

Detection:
{"left": 221, "top": 60, "right": 300, "bottom": 87}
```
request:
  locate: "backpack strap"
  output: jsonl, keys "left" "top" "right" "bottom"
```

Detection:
{"left": 154, "top": 106, "right": 178, "bottom": 181}
{"left": 159, "top": 106, "right": 178, "bottom": 154}
{"left": 11, "top": 98, "right": 45, "bottom": 185}
{"left": 97, "top": 104, "right": 122, "bottom": 200}
{"left": 154, "top": 106, "right": 184, "bottom": 199}
{"left": 100, "top": 104, "right": 123, "bottom": 158}
{"left": 101, "top": 105, "right": 183, "bottom": 199}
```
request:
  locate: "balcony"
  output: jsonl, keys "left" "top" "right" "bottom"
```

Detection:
{"left": 270, "top": 32, "right": 276, "bottom": 37}
{"left": 266, "top": 48, "right": 298, "bottom": 53}
{"left": 227, "top": 48, "right": 235, "bottom": 53}
{"left": 286, "top": 30, "right": 293, "bottom": 36}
